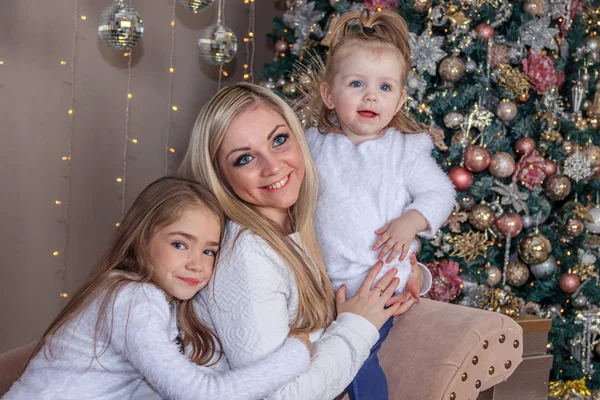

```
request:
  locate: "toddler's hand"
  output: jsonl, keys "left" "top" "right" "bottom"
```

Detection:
{"left": 373, "top": 211, "right": 426, "bottom": 263}
{"left": 289, "top": 332, "right": 312, "bottom": 354}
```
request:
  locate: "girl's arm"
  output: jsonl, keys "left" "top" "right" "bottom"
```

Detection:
{"left": 108, "top": 284, "right": 311, "bottom": 400}
{"left": 404, "top": 133, "right": 456, "bottom": 238}
{"left": 201, "top": 234, "right": 380, "bottom": 400}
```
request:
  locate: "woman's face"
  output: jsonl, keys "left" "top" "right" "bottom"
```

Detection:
{"left": 217, "top": 105, "right": 305, "bottom": 226}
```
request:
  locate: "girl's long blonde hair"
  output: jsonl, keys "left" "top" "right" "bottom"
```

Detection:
{"left": 178, "top": 82, "right": 335, "bottom": 334}
{"left": 317, "top": 9, "right": 427, "bottom": 135}
{"left": 19, "top": 177, "right": 224, "bottom": 378}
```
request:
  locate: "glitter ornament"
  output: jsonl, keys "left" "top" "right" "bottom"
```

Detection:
{"left": 519, "top": 233, "right": 552, "bottom": 264}
{"left": 519, "top": 18, "right": 559, "bottom": 54}
{"left": 523, "top": 0, "right": 543, "bottom": 16}
{"left": 449, "top": 166, "right": 473, "bottom": 192}
{"left": 458, "top": 193, "right": 476, "bottom": 210}
{"left": 490, "top": 43, "right": 511, "bottom": 68}
{"left": 564, "top": 152, "right": 593, "bottom": 182}
{"left": 98, "top": 1, "right": 144, "bottom": 50}
{"left": 497, "top": 100, "right": 518, "bottom": 122}
{"left": 475, "top": 23, "right": 495, "bottom": 41}
{"left": 439, "top": 56, "right": 466, "bottom": 83}
{"left": 506, "top": 260, "right": 530, "bottom": 287}
{"left": 198, "top": 23, "right": 238, "bottom": 65}
{"left": 469, "top": 204, "right": 495, "bottom": 231}
{"left": 177, "top": 0, "right": 214, "bottom": 13}
{"left": 464, "top": 146, "right": 491, "bottom": 172}
{"left": 542, "top": 159, "right": 557, "bottom": 176}
{"left": 409, "top": 31, "right": 447, "bottom": 76}
{"left": 565, "top": 218, "right": 584, "bottom": 237}
{"left": 489, "top": 152, "right": 516, "bottom": 178}
{"left": 413, "top": 0, "right": 431, "bottom": 13}
{"left": 544, "top": 174, "right": 571, "bottom": 201}
{"left": 559, "top": 273, "right": 580, "bottom": 293}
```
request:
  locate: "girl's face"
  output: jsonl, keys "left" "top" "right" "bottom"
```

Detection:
{"left": 216, "top": 105, "right": 305, "bottom": 228}
{"left": 321, "top": 47, "right": 407, "bottom": 144}
{"left": 149, "top": 206, "right": 221, "bottom": 301}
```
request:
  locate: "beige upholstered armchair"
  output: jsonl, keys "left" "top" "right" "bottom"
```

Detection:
{"left": 0, "top": 299, "right": 522, "bottom": 399}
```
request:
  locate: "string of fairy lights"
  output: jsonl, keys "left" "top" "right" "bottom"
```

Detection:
{"left": 47, "top": 0, "right": 255, "bottom": 300}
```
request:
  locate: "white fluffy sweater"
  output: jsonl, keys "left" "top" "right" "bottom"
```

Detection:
{"left": 306, "top": 127, "right": 456, "bottom": 298}
{"left": 197, "top": 222, "right": 380, "bottom": 400}
{"left": 4, "top": 283, "right": 310, "bottom": 400}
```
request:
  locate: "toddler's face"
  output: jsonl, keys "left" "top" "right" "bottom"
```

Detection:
{"left": 322, "top": 47, "right": 406, "bottom": 144}
{"left": 149, "top": 206, "right": 221, "bottom": 301}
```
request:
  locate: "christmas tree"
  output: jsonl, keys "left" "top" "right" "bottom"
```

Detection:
{"left": 259, "top": 0, "right": 600, "bottom": 394}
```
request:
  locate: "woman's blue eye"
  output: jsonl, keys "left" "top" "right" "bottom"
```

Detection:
{"left": 203, "top": 249, "right": 218, "bottom": 257}
{"left": 172, "top": 242, "right": 187, "bottom": 250}
{"left": 273, "top": 134, "right": 289, "bottom": 146}
{"left": 235, "top": 154, "right": 253, "bottom": 166}
{"left": 380, "top": 83, "right": 391, "bottom": 92}
{"left": 350, "top": 81, "right": 363, "bottom": 88}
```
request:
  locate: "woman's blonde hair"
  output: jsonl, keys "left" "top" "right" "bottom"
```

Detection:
{"left": 317, "top": 9, "right": 427, "bottom": 135}
{"left": 178, "top": 82, "right": 335, "bottom": 334}
{"left": 20, "top": 177, "right": 225, "bottom": 377}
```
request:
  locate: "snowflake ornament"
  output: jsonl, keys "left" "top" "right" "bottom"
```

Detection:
{"left": 409, "top": 31, "right": 447, "bottom": 76}
{"left": 519, "top": 17, "right": 559, "bottom": 54}
{"left": 564, "top": 152, "right": 593, "bottom": 182}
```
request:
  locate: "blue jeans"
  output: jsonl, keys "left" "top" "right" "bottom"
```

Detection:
{"left": 347, "top": 316, "right": 394, "bottom": 400}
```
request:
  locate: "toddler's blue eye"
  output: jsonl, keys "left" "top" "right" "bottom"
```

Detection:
{"left": 203, "top": 249, "right": 217, "bottom": 256}
{"left": 350, "top": 81, "right": 363, "bottom": 88}
{"left": 380, "top": 83, "right": 391, "bottom": 92}
{"left": 172, "top": 242, "right": 187, "bottom": 250}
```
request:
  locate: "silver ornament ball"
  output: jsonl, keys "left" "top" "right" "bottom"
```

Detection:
{"left": 584, "top": 206, "right": 600, "bottom": 234}
{"left": 529, "top": 255, "right": 557, "bottom": 279}
{"left": 522, "top": 215, "right": 534, "bottom": 229}
{"left": 98, "top": 2, "right": 144, "bottom": 50}
{"left": 198, "top": 23, "right": 238, "bottom": 65}
{"left": 486, "top": 266, "right": 502, "bottom": 286}
{"left": 573, "top": 294, "right": 588, "bottom": 309}
{"left": 177, "top": 0, "right": 214, "bottom": 13}
{"left": 586, "top": 35, "right": 600, "bottom": 53}
{"left": 261, "top": 79, "right": 276, "bottom": 90}
{"left": 465, "top": 60, "right": 477, "bottom": 73}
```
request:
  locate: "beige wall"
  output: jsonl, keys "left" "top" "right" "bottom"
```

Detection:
{"left": 0, "top": 0, "right": 279, "bottom": 352}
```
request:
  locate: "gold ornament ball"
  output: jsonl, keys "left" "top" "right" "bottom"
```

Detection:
{"left": 517, "top": 92, "right": 530, "bottom": 103}
{"left": 584, "top": 144, "right": 600, "bottom": 168}
{"left": 559, "top": 273, "right": 580, "bottom": 293}
{"left": 565, "top": 218, "right": 584, "bottom": 237}
{"left": 515, "top": 137, "right": 536, "bottom": 156}
{"left": 544, "top": 174, "right": 571, "bottom": 201}
{"left": 506, "top": 260, "right": 529, "bottom": 287}
{"left": 495, "top": 212, "right": 523, "bottom": 237}
{"left": 469, "top": 204, "right": 496, "bottom": 231}
{"left": 439, "top": 56, "right": 466, "bottom": 83}
{"left": 464, "top": 146, "right": 491, "bottom": 172}
{"left": 413, "top": 0, "right": 431, "bottom": 13}
{"left": 489, "top": 152, "right": 516, "bottom": 178}
{"left": 497, "top": 101, "right": 518, "bottom": 122}
{"left": 486, "top": 266, "right": 502, "bottom": 286}
{"left": 518, "top": 233, "right": 552, "bottom": 264}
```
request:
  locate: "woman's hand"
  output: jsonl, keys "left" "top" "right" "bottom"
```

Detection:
{"left": 335, "top": 261, "right": 401, "bottom": 330}
{"left": 385, "top": 254, "right": 422, "bottom": 319}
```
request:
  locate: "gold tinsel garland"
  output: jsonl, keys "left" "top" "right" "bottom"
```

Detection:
{"left": 570, "top": 263, "right": 599, "bottom": 281}
{"left": 477, "top": 288, "right": 520, "bottom": 318}
{"left": 548, "top": 378, "right": 591, "bottom": 399}
{"left": 496, "top": 65, "right": 530, "bottom": 98}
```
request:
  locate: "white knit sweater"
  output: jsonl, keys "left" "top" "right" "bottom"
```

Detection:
{"left": 306, "top": 127, "right": 456, "bottom": 298}
{"left": 197, "top": 222, "right": 380, "bottom": 400}
{"left": 4, "top": 283, "right": 310, "bottom": 400}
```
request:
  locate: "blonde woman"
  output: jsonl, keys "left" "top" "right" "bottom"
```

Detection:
{"left": 179, "top": 83, "right": 424, "bottom": 399}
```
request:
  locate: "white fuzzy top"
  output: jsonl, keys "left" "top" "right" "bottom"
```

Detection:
{"left": 197, "top": 222, "right": 380, "bottom": 400}
{"left": 4, "top": 282, "right": 310, "bottom": 400}
{"left": 306, "top": 127, "right": 456, "bottom": 298}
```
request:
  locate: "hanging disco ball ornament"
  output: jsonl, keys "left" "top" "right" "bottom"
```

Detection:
{"left": 177, "top": 0, "right": 214, "bottom": 13}
{"left": 198, "top": 23, "right": 238, "bottom": 65}
{"left": 98, "top": 1, "right": 143, "bottom": 50}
